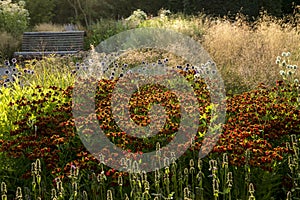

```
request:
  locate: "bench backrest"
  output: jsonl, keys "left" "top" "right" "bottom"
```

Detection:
{"left": 21, "top": 31, "right": 85, "bottom": 52}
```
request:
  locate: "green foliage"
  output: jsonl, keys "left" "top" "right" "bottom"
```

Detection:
{"left": 0, "top": 10, "right": 299, "bottom": 199}
{"left": 84, "top": 19, "right": 128, "bottom": 49}
{"left": 50, "top": 0, "right": 164, "bottom": 26}
{"left": 165, "top": 0, "right": 290, "bottom": 18}
{"left": 8, "top": 0, "right": 298, "bottom": 27}
{"left": 0, "top": 0, "right": 29, "bottom": 37}
{"left": 22, "top": 0, "right": 56, "bottom": 25}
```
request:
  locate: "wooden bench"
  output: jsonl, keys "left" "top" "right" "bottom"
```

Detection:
{"left": 14, "top": 31, "right": 85, "bottom": 58}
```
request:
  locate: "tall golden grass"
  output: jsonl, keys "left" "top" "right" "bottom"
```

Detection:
{"left": 203, "top": 13, "right": 300, "bottom": 93}
{"left": 126, "top": 11, "right": 300, "bottom": 94}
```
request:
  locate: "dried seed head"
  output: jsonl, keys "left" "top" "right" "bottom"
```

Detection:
{"left": 124, "top": 194, "right": 130, "bottom": 200}
{"left": 118, "top": 175, "right": 123, "bottom": 186}
{"left": 189, "top": 159, "right": 194, "bottom": 167}
{"left": 107, "top": 190, "right": 113, "bottom": 200}
{"left": 213, "top": 179, "right": 219, "bottom": 193}
{"left": 198, "top": 158, "right": 203, "bottom": 170}
{"left": 249, "top": 183, "right": 255, "bottom": 194}
{"left": 36, "top": 159, "right": 41, "bottom": 172}
{"left": 164, "top": 157, "right": 170, "bottom": 167}
{"left": 184, "top": 187, "right": 190, "bottom": 198}
{"left": 222, "top": 153, "right": 228, "bottom": 168}
{"left": 227, "top": 172, "right": 233, "bottom": 187}
{"left": 286, "top": 191, "right": 292, "bottom": 200}
{"left": 31, "top": 162, "right": 36, "bottom": 175}
{"left": 16, "top": 187, "right": 22, "bottom": 199}
{"left": 82, "top": 191, "right": 88, "bottom": 200}
{"left": 209, "top": 159, "right": 217, "bottom": 171}
{"left": 144, "top": 180, "right": 150, "bottom": 190}
{"left": 155, "top": 168, "right": 160, "bottom": 181}
{"left": 98, "top": 153, "right": 105, "bottom": 164}
{"left": 184, "top": 167, "right": 189, "bottom": 175}
{"left": 165, "top": 166, "right": 170, "bottom": 175}
{"left": 156, "top": 142, "right": 160, "bottom": 151}
{"left": 51, "top": 188, "right": 57, "bottom": 199}
{"left": 1, "top": 182, "right": 7, "bottom": 194}
{"left": 291, "top": 134, "right": 297, "bottom": 144}
{"left": 132, "top": 160, "right": 140, "bottom": 173}
{"left": 72, "top": 182, "right": 78, "bottom": 192}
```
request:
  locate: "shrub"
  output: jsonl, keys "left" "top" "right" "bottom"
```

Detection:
{"left": 124, "top": 9, "right": 148, "bottom": 28}
{"left": 0, "top": 0, "right": 29, "bottom": 37}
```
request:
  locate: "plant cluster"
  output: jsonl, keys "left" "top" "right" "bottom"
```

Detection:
{"left": 0, "top": 0, "right": 29, "bottom": 37}
{"left": 0, "top": 54, "right": 299, "bottom": 199}
{"left": 0, "top": 0, "right": 29, "bottom": 58}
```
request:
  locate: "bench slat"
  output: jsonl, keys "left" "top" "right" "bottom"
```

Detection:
{"left": 14, "top": 51, "right": 79, "bottom": 56}
{"left": 14, "top": 31, "right": 85, "bottom": 57}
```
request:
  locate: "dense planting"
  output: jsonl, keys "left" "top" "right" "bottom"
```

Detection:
{"left": 0, "top": 5, "right": 299, "bottom": 199}
{"left": 0, "top": 54, "right": 299, "bottom": 199}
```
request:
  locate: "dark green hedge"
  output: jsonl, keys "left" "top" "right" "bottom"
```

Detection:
{"left": 15, "top": 0, "right": 298, "bottom": 26}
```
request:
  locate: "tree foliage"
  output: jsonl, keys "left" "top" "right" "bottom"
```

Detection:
{"left": 165, "top": 0, "right": 286, "bottom": 18}
{"left": 22, "top": 0, "right": 56, "bottom": 25}
{"left": 13, "top": 0, "right": 298, "bottom": 26}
